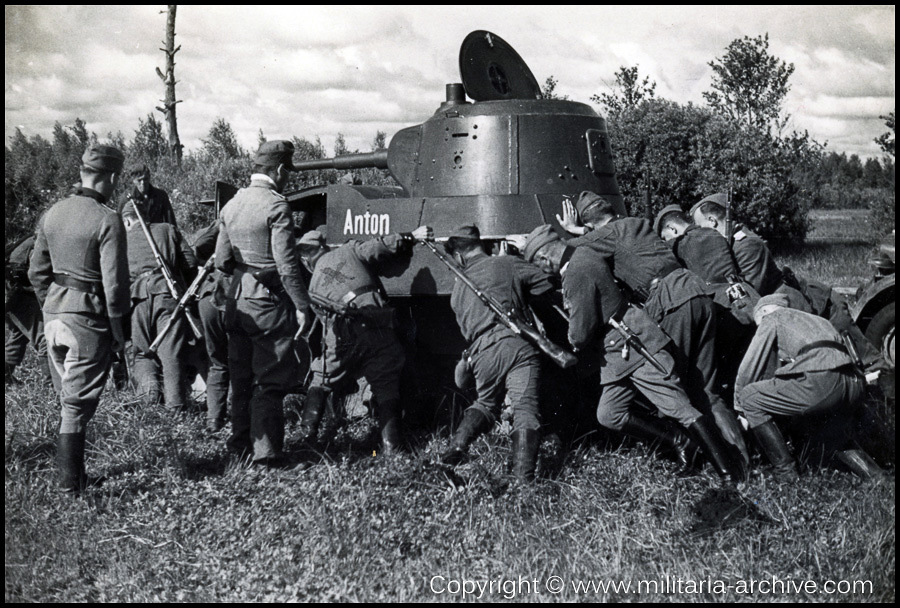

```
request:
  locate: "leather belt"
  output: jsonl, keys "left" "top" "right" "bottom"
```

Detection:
{"left": 340, "top": 284, "right": 383, "bottom": 305}
{"left": 795, "top": 340, "right": 849, "bottom": 358}
{"left": 53, "top": 273, "right": 104, "bottom": 296}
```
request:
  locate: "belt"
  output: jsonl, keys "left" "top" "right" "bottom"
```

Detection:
{"left": 340, "top": 284, "right": 383, "bottom": 305}
{"left": 53, "top": 273, "right": 104, "bottom": 296}
{"left": 795, "top": 340, "right": 849, "bottom": 358}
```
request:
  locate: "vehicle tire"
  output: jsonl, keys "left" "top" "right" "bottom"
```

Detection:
{"left": 865, "top": 301, "right": 895, "bottom": 371}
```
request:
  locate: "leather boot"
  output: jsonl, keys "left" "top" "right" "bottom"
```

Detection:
{"left": 58, "top": 432, "right": 87, "bottom": 493}
{"left": 377, "top": 398, "right": 405, "bottom": 455}
{"left": 835, "top": 448, "right": 886, "bottom": 480}
{"left": 298, "top": 386, "right": 329, "bottom": 445}
{"left": 621, "top": 415, "right": 700, "bottom": 476}
{"left": 751, "top": 420, "right": 799, "bottom": 481}
{"left": 442, "top": 408, "right": 491, "bottom": 466}
{"left": 511, "top": 428, "right": 541, "bottom": 483}
{"left": 5, "top": 363, "right": 21, "bottom": 385}
{"left": 689, "top": 415, "right": 745, "bottom": 483}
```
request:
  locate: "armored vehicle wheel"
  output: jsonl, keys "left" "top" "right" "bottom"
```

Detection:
{"left": 866, "top": 301, "right": 895, "bottom": 371}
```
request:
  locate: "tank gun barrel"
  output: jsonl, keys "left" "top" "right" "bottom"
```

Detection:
{"left": 292, "top": 149, "right": 389, "bottom": 172}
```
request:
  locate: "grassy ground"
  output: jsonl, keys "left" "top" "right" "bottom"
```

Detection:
{"left": 5, "top": 211, "right": 895, "bottom": 602}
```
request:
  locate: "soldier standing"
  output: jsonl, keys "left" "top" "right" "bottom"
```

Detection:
{"left": 28, "top": 144, "right": 130, "bottom": 493}
{"left": 295, "top": 225, "right": 432, "bottom": 455}
{"left": 439, "top": 226, "right": 555, "bottom": 483}
{"left": 735, "top": 294, "right": 883, "bottom": 480}
{"left": 122, "top": 203, "right": 197, "bottom": 411}
{"left": 523, "top": 225, "right": 744, "bottom": 483}
{"left": 5, "top": 236, "right": 55, "bottom": 387}
{"left": 117, "top": 164, "right": 178, "bottom": 226}
{"left": 215, "top": 141, "right": 311, "bottom": 466}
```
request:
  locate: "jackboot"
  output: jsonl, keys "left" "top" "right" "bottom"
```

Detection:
{"left": 442, "top": 408, "right": 492, "bottom": 466}
{"left": 298, "top": 386, "right": 329, "bottom": 445}
{"left": 751, "top": 420, "right": 799, "bottom": 481}
{"left": 689, "top": 415, "right": 746, "bottom": 483}
{"left": 57, "top": 432, "right": 87, "bottom": 493}
{"left": 835, "top": 447, "right": 886, "bottom": 480}
{"left": 378, "top": 398, "right": 405, "bottom": 455}
{"left": 621, "top": 415, "right": 700, "bottom": 476}
{"left": 511, "top": 428, "right": 541, "bottom": 483}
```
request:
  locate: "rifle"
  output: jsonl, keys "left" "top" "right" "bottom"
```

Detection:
{"left": 552, "top": 304, "right": 667, "bottom": 375}
{"left": 422, "top": 240, "right": 577, "bottom": 369}
{"left": 149, "top": 254, "right": 216, "bottom": 353}
{"left": 725, "top": 186, "right": 735, "bottom": 248}
{"left": 130, "top": 199, "right": 202, "bottom": 339}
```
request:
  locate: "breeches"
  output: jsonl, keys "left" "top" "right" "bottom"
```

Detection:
{"left": 468, "top": 335, "right": 541, "bottom": 432}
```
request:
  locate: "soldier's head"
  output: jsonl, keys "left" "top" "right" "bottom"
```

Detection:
{"left": 296, "top": 229, "right": 327, "bottom": 270}
{"left": 690, "top": 194, "right": 727, "bottom": 234}
{"left": 444, "top": 225, "right": 484, "bottom": 266}
{"left": 575, "top": 191, "right": 617, "bottom": 229}
{"left": 80, "top": 144, "right": 125, "bottom": 199}
{"left": 523, "top": 224, "right": 566, "bottom": 274}
{"left": 253, "top": 140, "right": 297, "bottom": 193}
{"left": 130, "top": 164, "right": 152, "bottom": 196}
{"left": 753, "top": 293, "right": 789, "bottom": 325}
{"left": 654, "top": 205, "right": 690, "bottom": 241}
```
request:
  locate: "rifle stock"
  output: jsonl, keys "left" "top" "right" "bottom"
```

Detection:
{"left": 149, "top": 254, "right": 216, "bottom": 353}
{"left": 422, "top": 240, "right": 577, "bottom": 369}
{"left": 725, "top": 186, "right": 735, "bottom": 248}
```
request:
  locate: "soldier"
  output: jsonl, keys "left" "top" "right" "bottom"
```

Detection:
{"left": 5, "top": 236, "right": 55, "bottom": 387}
{"left": 122, "top": 203, "right": 197, "bottom": 411}
{"left": 560, "top": 193, "right": 748, "bottom": 467}
{"left": 439, "top": 226, "right": 555, "bottom": 483}
{"left": 28, "top": 144, "right": 130, "bottom": 493}
{"left": 192, "top": 220, "right": 232, "bottom": 432}
{"left": 215, "top": 140, "right": 311, "bottom": 466}
{"left": 117, "top": 164, "right": 178, "bottom": 226}
{"left": 735, "top": 294, "right": 883, "bottom": 480}
{"left": 295, "top": 225, "right": 432, "bottom": 455}
{"left": 690, "top": 194, "right": 879, "bottom": 366}
{"left": 523, "top": 225, "right": 744, "bottom": 483}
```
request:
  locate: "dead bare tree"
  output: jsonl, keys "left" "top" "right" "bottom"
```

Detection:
{"left": 156, "top": 5, "right": 183, "bottom": 165}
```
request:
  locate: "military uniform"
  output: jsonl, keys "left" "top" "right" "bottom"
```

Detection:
{"left": 216, "top": 159, "right": 310, "bottom": 462}
{"left": 117, "top": 184, "right": 178, "bottom": 227}
{"left": 5, "top": 236, "right": 55, "bottom": 386}
{"left": 126, "top": 217, "right": 197, "bottom": 410}
{"left": 306, "top": 233, "right": 415, "bottom": 447}
{"left": 28, "top": 145, "right": 129, "bottom": 491}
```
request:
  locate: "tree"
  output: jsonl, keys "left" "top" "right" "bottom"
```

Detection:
{"left": 703, "top": 34, "right": 794, "bottom": 133}
{"left": 201, "top": 118, "right": 242, "bottom": 160}
{"left": 875, "top": 111, "right": 895, "bottom": 158}
{"left": 130, "top": 114, "right": 168, "bottom": 167}
{"left": 592, "top": 66, "right": 656, "bottom": 119}
{"left": 155, "top": 5, "right": 184, "bottom": 164}
{"left": 540, "top": 76, "right": 569, "bottom": 101}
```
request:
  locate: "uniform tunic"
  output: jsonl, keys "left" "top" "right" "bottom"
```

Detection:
{"left": 308, "top": 234, "right": 413, "bottom": 403}
{"left": 118, "top": 185, "right": 178, "bottom": 227}
{"left": 29, "top": 188, "right": 129, "bottom": 433}
{"left": 215, "top": 177, "right": 310, "bottom": 461}
{"left": 735, "top": 307, "right": 862, "bottom": 428}
{"left": 562, "top": 247, "right": 700, "bottom": 430}
{"left": 126, "top": 221, "right": 197, "bottom": 410}
{"left": 731, "top": 224, "right": 784, "bottom": 297}
{"left": 450, "top": 252, "right": 554, "bottom": 432}
{"left": 5, "top": 237, "right": 51, "bottom": 381}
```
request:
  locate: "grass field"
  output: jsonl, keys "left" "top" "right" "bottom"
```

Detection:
{"left": 5, "top": 211, "right": 895, "bottom": 602}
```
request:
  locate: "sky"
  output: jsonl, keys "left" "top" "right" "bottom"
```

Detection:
{"left": 5, "top": 6, "right": 895, "bottom": 160}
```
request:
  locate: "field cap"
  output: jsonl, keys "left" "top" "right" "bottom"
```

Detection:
{"left": 690, "top": 192, "right": 727, "bottom": 217}
{"left": 522, "top": 224, "right": 561, "bottom": 262}
{"left": 449, "top": 225, "right": 481, "bottom": 240}
{"left": 574, "top": 190, "right": 606, "bottom": 218}
{"left": 130, "top": 164, "right": 151, "bottom": 177}
{"left": 297, "top": 229, "right": 326, "bottom": 247}
{"left": 753, "top": 293, "right": 790, "bottom": 317}
{"left": 653, "top": 204, "right": 684, "bottom": 236}
{"left": 254, "top": 140, "right": 296, "bottom": 170}
{"left": 82, "top": 144, "right": 125, "bottom": 173}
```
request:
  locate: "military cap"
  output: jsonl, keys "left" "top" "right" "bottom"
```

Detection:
{"left": 753, "top": 293, "right": 790, "bottom": 317}
{"left": 129, "top": 163, "right": 151, "bottom": 177}
{"left": 689, "top": 192, "right": 727, "bottom": 217}
{"left": 82, "top": 144, "right": 125, "bottom": 173}
{"left": 254, "top": 140, "right": 297, "bottom": 170}
{"left": 522, "top": 224, "right": 561, "bottom": 263}
{"left": 297, "top": 229, "right": 326, "bottom": 247}
{"left": 653, "top": 204, "right": 685, "bottom": 236}
{"left": 574, "top": 190, "right": 607, "bottom": 218}
{"left": 449, "top": 225, "right": 481, "bottom": 240}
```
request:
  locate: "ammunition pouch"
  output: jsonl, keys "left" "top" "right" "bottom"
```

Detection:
{"left": 332, "top": 305, "right": 396, "bottom": 348}
{"left": 236, "top": 263, "right": 287, "bottom": 300}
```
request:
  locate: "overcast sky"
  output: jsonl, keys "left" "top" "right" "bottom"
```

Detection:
{"left": 5, "top": 6, "right": 895, "bottom": 160}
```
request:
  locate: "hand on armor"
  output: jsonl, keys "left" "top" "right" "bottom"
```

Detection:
{"left": 505, "top": 234, "right": 528, "bottom": 251}
{"left": 411, "top": 225, "right": 434, "bottom": 242}
{"left": 556, "top": 198, "right": 587, "bottom": 235}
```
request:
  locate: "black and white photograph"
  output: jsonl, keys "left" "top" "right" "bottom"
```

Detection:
{"left": 5, "top": 5, "right": 895, "bottom": 602}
